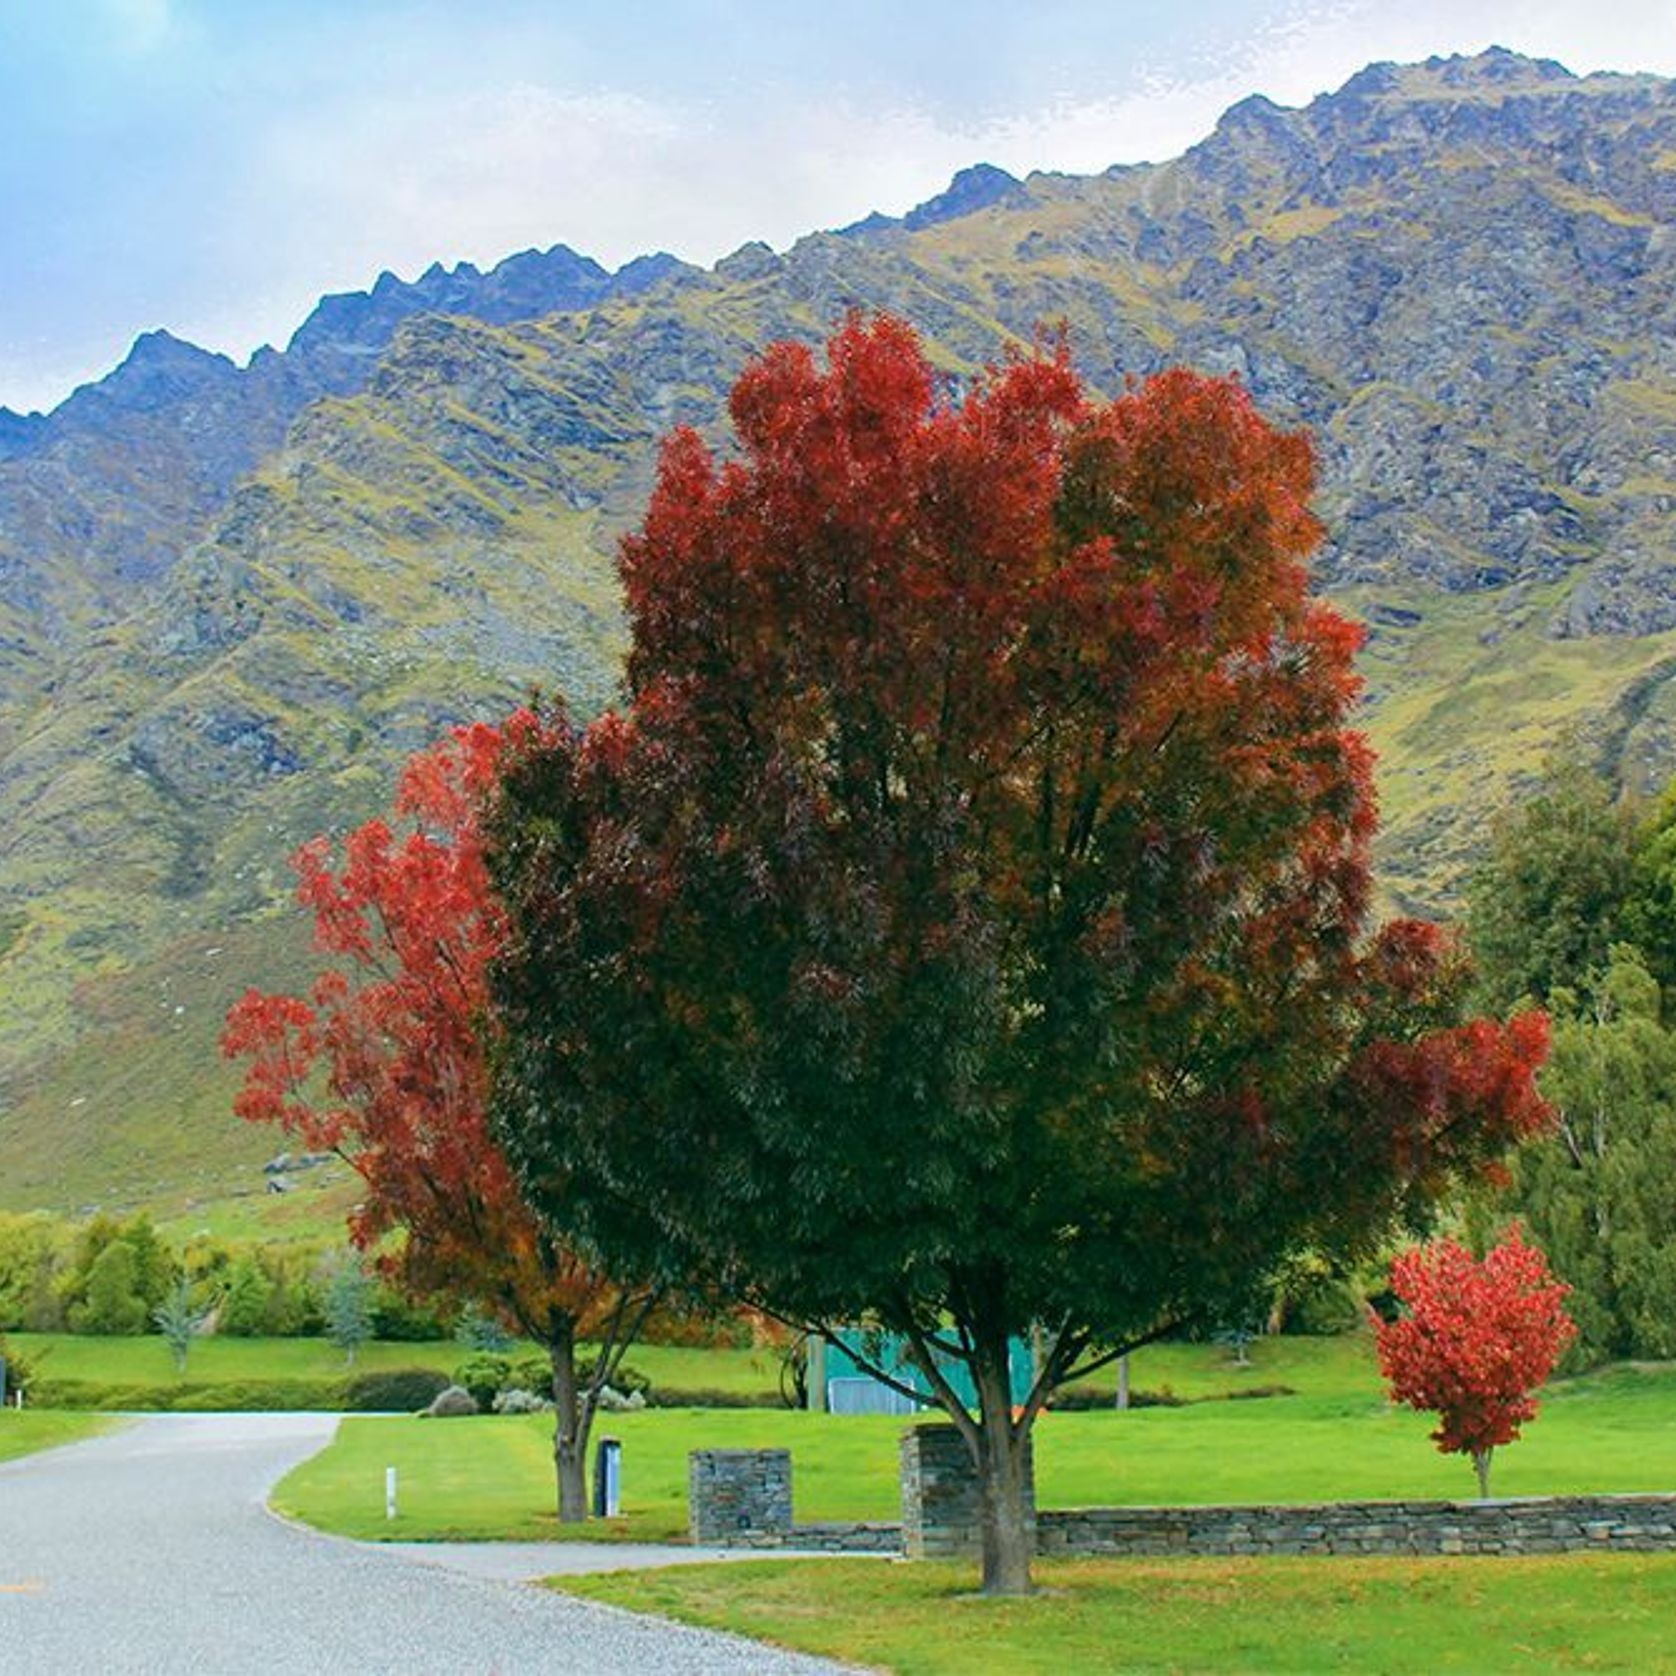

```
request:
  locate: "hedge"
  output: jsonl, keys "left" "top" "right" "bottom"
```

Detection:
{"left": 28, "top": 1376, "right": 348, "bottom": 1411}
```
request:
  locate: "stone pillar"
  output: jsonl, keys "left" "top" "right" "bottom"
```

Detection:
{"left": 900, "top": 1423, "right": 1034, "bottom": 1559}
{"left": 688, "top": 1448, "right": 793, "bottom": 1544}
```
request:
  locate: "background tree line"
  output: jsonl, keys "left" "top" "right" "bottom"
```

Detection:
{"left": 1466, "top": 752, "right": 1676, "bottom": 1364}
{"left": 0, "top": 1212, "right": 428, "bottom": 1340}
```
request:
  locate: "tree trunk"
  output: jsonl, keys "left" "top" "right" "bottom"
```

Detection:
{"left": 547, "top": 1314, "right": 590, "bottom": 1523}
{"left": 1473, "top": 1446, "right": 1493, "bottom": 1499}
{"left": 972, "top": 1328, "right": 1034, "bottom": 1596}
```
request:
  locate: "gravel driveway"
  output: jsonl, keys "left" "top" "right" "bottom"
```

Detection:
{"left": 0, "top": 1413, "right": 859, "bottom": 1675}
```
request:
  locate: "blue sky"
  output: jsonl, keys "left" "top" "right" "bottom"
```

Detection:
{"left": 3, "top": 0, "right": 1674, "bottom": 414}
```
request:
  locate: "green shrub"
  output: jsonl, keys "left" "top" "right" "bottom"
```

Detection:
{"left": 28, "top": 1376, "right": 347, "bottom": 1412}
{"left": 262, "top": 1276, "right": 320, "bottom": 1337}
{"left": 216, "top": 1255, "right": 274, "bottom": 1337}
{"left": 175, "top": 1379, "right": 348, "bottom": 1411}
{"left": 369, "top": 1284, "right": 450, "bottom": 1342}
{"left": 453, "top": 1353, "right": 510, "bottom": 1409}
{"left": 342, "top": 1367, "right": 452, "bottom": 1412}
{"left": 454, "top": 1351, "right": 658, "bottom": 1407}
{"left": 1287, "top": 1279, "right": 1365, "bottom": 1337}
{"left": 644, "top": 1387, "right": 782, "bottom": 1409}
{"left": 1048, "top": 1384, "right": 1186, "bottom": 1411}
{"left": 0, "top": 1213, "right": 68, "bottom": 1331}
{"left": 505, "top": 1353, "right": 552, "bottom": 1397}
{"left": 68, "top": 1242, "right": 147, "bottom": 1335}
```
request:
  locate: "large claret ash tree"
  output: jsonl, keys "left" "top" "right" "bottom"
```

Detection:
{"left": 487, "top": 315, "right": 1554, "bottom": 1592}
{"left": 223, "top": 720, "right": 655, "bottom": 1522}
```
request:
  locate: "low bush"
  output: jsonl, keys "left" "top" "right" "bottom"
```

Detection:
{"left": 492, "top": 1388, "right": 553, "bottom": 1415}
{"left": 453, "top": 1353, "right": 510, "bottom": 1409}
{"left": 458, "top": 1351, "right": 656, "bottom": 1406}
{"left": 1048, "top": 1384, "right": 1186, "bottom": 1412}
{"left": 645, "top": 1386, "right": 783, "bottom": 1409}
{"left": 28, "top": 1376, "right": 348, "bottom": 1411}
{"left": 505, "top": 1353, "right": 551, "bottom": 1397}
{"left": 424, "top": 1385, "right": 478, "bottom": 1418}
{"left": 342, "top": 1367, "right": 452, "bottom": 1413}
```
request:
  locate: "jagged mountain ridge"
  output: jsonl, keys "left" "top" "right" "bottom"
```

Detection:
{"left": 0, "top": 243, "right": 696, "bottom": 750}
{"left": 6, "top": 46, "right": 1676, "bottom": 1214}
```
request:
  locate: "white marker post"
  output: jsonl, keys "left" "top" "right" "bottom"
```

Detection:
{"left": 385, "top": 1466, "right": 398, "bottom": 1521}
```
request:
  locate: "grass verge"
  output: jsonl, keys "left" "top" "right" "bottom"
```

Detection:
{"left": 0, "top": 1410, "right": 114, "bottom": 1464}
{"left": 555, "top": 1552, "right": 1676, "bottom": 1674}
{"left": 274, "top": 1408, "right": 907, "bottom": 1542}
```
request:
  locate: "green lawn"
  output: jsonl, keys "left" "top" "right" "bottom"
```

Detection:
{"left": 273, "top": 1339, "right": 1676, "bottom": 1672}
{"left": 0, "top": 1410, "right": 115, "bottom": 1464}
{"left": 275, "top": 1407, "right": 903, "bottom": 1541}
{"left": 8, "top": 1332, "right": 782, "bottom": 1402}
{"left": 1059, "top": 1330, "right": 1377, "bottom": 1405}
{"left": 272, "top": 1340, "right": 1676, "bottom": 1545}
{"left": 557, "top": 1552, "right": 1676, "bottom": 1674}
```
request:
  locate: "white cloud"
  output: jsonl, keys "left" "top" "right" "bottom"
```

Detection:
{"left": 33, "top": 0, "right": 1676, "bottom": 404}
{"left": 100, "top": 0, "right": 173, "bottom": 54}
{"left": 213, "top": 82, "right": 988, "bottom": 341}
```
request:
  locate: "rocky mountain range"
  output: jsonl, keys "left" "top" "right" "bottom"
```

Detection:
{"left": 5, "top": 46, "right": 1676, "bottom": 1214}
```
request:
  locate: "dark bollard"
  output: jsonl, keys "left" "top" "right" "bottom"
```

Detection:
{"left": 593, "top": 1436, "right": 622, "bottom": 1518}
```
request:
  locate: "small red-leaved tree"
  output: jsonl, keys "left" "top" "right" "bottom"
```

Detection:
{"left": 223, "top": 717, "right": 655, "bottom": 1522}
{"left": 1375, "top": 1227, "right": 1575, "bottom": 1497}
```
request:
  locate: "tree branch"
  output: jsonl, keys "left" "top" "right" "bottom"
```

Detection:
{"left": 1056, "top": 1317, "right": 1186, "bottom": 1388}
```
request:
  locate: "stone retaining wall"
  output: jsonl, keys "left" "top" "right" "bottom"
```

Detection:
{"left": 688, "top": 1440, "right": 1676, "bottom": 1559}
{"left": 692, "top": 1520, "right": 904, "bottom": 1553}
{"left": 1037, "top": 1495, "right": 1676, "bottom": 1558}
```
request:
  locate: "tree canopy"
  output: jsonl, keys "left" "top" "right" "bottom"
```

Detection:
{"left": 488, "top": 315, "right": 1553, "bottom": 1591}
{"left": 1464, "top": 750, "right": 1644, "bottom": 1012}
{"left": 1503, "top": 946, "right": 1676, "bottom": 1362}
{"left": 224, "top": 719, "right": 652, "bottom": 1520}
{"left": 1462, "top": 757, "right": 1676, "bottom": 1363}
{"left": 1375, "top": 1227, "right": 1574, "bottom": 1497}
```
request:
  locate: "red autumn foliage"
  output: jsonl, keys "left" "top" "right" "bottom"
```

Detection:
{"left": 223, "top": 713, "right": 648, "bottom": 1520}
{"left": 1374, "top": 1227, "right": 1576, "bottom": 1495}
{"left": 488, "top": 314, "right": 1558, "bottom": 1590}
